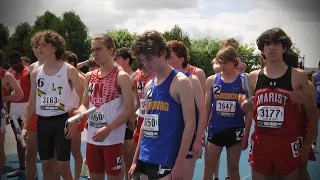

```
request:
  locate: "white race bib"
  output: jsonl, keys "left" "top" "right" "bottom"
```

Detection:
{"left": 143, "top": 114, "right": 159, "bottom": 138}
{"left": 40, "top": 95, "right": 61, "bottom": 110}
{"left": 316, "top": 85, "right": 320, "bottom": 92}
{"left": 89, "top": 108, "right": 107, "bottom": 128}
{"left": 256, "top": 106, "right": 284, "bottom": 128}
{"left": 216, "top": 100, "right": 236, "bottom": 117}
{"left": 140, "top": 98, "right": 147, "bottom": 115}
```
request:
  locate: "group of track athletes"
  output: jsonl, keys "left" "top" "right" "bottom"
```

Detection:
{"left": 0, "top": 27, "right": 319, "bottom": 180}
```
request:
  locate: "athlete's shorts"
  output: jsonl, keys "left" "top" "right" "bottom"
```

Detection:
{"left": 125, "top": 127, "right": 133, "bottom": 140}
{"left": 0, "top": 108, "right": 6, "bottom": 134}
{"left": 317, "top": 102, "right": 320, "bottom": 109}
{"left": 132, "top": 117, "right": 143, "bottom": 143}
{"left": 86, "top": 143, "right": 123, "bottom": 176}
{"left": 136, "top": 159, "right": 172, "bottom": 179}
{"left": 9, "top": 103, "right": 27, "bottom": 120}
{"left": 248, "top": 131, "right": 299, "bottom": 176}
{"left": 28, "top": 114, "right": 38, "bottom": 132}
{"left": 37, "top": 113, "right": 71, "bottom": 161}
{"left": 207, "top": 127, "right": 244, "bottom": 148}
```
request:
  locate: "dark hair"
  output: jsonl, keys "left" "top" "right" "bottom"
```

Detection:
{"left": 283, "top": 49, "right": 299, "bottom": 68}
{"left": 115, "top": 47, "right": 134, "bottom": 65}
{"left": 8, "top": 51, "right": 22, "bottom": 64}
{"left": 131, "top": 30, "right": 171, "bottom": 60}
{"left": 40, "top": 30, "right": 66, "bottom": 59}
{"left": 0, "top": 50, "right": 5, "bottom": 68}
{"left": 168, "top": 40, "right": 190, "bottom": 68}
{"left": 256, "top": 28, "right": 292, "bottom": 51}
{"left": 63, "top": 51, "right": 78, "bottom": 68}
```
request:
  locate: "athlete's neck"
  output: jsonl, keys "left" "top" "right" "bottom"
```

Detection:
{"left": 221, "top": 70, "right": 238, "bottom": 82}
{"left": 265, "top": 60, "right": 287, "bottom": 77}
{"left": 122, "top": 65, "right": 134, "bottom": 75}
{"left": 99, "top": 60, "right": 116, "bottom": 76}
{"left": 155, "top": 64, "right": 172, "bottom": 84}
{"left": 183, "top": 64, "right": 191, "bottom": 72}
{"left": 177, "top": 66, "right": 187, "bottom": 74}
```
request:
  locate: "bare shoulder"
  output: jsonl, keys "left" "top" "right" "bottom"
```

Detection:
{"left": 188, "top": 74, "right": 200, "bottom": 84}
{"left": 206, "top": 74, "right": 216, "bottom": 84}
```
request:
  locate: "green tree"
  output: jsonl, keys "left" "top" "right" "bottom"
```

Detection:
{"left": 238, "top": 43, "right": 260, "bottom": 72}
{"left": 107, "top": 29, "right": 137, "bottom": 49}
{"left": 32, "top": 11, "right": 64, "bottom": 35}
{"left": 0, "top": 23, "right": 9, "bottom": 49}
{"left": 189, "top": 37, "right": 220, "bottom": 76}
{"left": 163, "top": 25, "right": 191, "bottom": 48}
{"left": 61, "top": 11, "right": 90, "bottom": 61}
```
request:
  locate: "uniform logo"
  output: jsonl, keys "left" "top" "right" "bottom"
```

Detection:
{"left": 269, "top": 82, "right": 276, "bottom": 86}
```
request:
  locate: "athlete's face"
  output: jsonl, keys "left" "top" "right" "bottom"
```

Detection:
{"left": 115, "top": 56, "right": 128, "bottom": 68}
{"left": 32, "top": 46, "right": 40, "bottom": 59}
{"left": 37, "top": 37, "right": 56, "bottom": 61}
{"left": 218, "top": 59, "right": 235, "bottom": 73}
{"left": 211, "top": 59, "right": 222, "bottom": 73}
{"left": 139, "top": 53, "right": 166, "bottom": 73}
{"left": 91, "top": 40, "right": 113, "bottom": 65}
{"left": 168, "top": 52, "right": 182, "bottom": 69}
{"left": 263, "top": 42, "right": 287, "bottom": 62}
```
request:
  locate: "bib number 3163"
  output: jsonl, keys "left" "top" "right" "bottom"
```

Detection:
{"left": 143, "top": 114, "right": 159, "bottom": 138}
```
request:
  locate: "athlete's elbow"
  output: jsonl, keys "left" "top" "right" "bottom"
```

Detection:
{"left": 17, "top": 91, "right": 24, "bottom": 100}
{"left": 185, "top": 117, "right": 196, "bottom": 133}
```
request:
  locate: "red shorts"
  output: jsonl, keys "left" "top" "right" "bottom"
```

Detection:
{"left": 86, "top": 143, "right": 123, "bottom": 176}
{"left": 68, "top": 109, "right": 86, "bottom": 132}
{"left": 28, "top": 114, "right": 38, "bottom": 132}
{"left": 132, "top": 117, "right": 143, "bottom": 143}
{"left": 248, "top": 131, "right": 299, "bottom": 176}
{"left": 296, "top": 136, "right": 317, "bottom": 168}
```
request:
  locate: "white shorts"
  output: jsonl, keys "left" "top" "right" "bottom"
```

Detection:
{"left": 9, "top": 102, "right": 28, "bottom": 120}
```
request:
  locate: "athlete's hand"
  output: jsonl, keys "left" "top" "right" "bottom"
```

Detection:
{"left": 72, "top": 109, "right": 86, "bottom": 122}
{"left": 241, "top": 99, "right": 254, "bottom": 113}
{"left": 128, "top": 161, "right": 137, "bottom": 179}
{"left": 192, "top": 140, "right": 203, "bottom": 158}
{"left": 92, "top": 126, "right": 111, "bottom": 142}
{"left": 65, "top": 121, "right": 77, "bottom": 139}
{"left": 241, "top": 136, "right": 248, "bottom": 150}
{"left": 20, "top": 128, "right": 28, "bottom": 141}
{"left": 171, "top": 159, "right": 183, "bottom": 180}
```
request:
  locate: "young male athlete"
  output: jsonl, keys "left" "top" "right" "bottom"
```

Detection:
{"left": 244, "top": 28, "right": 317, "bottom": 180}
{"left": 0, "top": 50, "right": 24, "bottom": 177}
{"left": 62, "top": 51, "right": 85, "bottom": 180}
{"left": 167, "top": 40, "right": 207, "bottom": 179}
{"left": 311, "top": 62, "right": 320, "bottom": 153}
{"left": 22, "top": 30, "right": 83, "bottom": 180}
{"left": 128, "top": 30, "right": 196, "bottom": 180}
{"left": 6, "top": 51, "right": 30, "bottom": 178}
{"left": 203, "top": 46, "right": 250, "bottom": 180}
{"left": 115, "top": 47, "right": 137, "bottom": 180}
{"left": 74, "top": 34, "right": 134, "bottom": 180}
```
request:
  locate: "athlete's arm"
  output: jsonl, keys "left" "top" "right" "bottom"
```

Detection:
{"left": 108, "top": 71, "right": 134, "bottom": 131}
{"left": 295, "top": 70, "right": 317, "bottom": 147}
{"left": 68, "top": 65, "right": 84, "bottom": 105}
{"left": 77, "top": 72, "right": 92, "bottom": 113}
{"left": 189, "top": 75, "right": 207, "bottom": 148}
{"left": 3, "top": 73, "right": 24, "bottom": 102}
{"left": 174, "top": 73, "right": 196, "bottom": 163}
{"left": 205, "top": 75, "right": 215, "bottom": 125}
{"left": 22, "top": 69, "right": 37, "bottom": 129}
{"left": 311, "top": 73, "right": 316, "bottom": 87}
{"left": 195, "top": 68, "right": 207, "bottom": 94}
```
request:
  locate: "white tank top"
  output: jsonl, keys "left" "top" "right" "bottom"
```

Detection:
{"left": 36, "top": 62, "right": 74, "bottom": 116}
{"left": 86, "top": 68, "right": 126, "bottom": 146}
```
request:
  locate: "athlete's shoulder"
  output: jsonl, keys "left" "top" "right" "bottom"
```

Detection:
{"left": 248, "top": 69, "right": 260, "bottom": 77}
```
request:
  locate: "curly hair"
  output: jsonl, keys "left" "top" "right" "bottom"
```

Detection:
{"left": 167, "top": 40, "right": 190, "bottom": 68}
{"left": 115, "top": 47, "right": 134, "bottom": 65}
{"left": 130, "top": 30, "right": 171, "bottom": 60}
{"left": 256, "top": 28, "right": 292, "bottom": 51}
{"left": 283, "top": 49, "right": 299, "bottom": 68}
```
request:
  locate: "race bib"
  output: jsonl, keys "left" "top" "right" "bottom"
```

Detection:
{"left": 291, "top": 140, "right": 299, "bottom": 158}
{"left": 316, "top": 86, "right": 320, "bottom": 92}
{"left": 143, "top": 114, "right": 159, "bottom": 138}
{"left": 140, "top": 99, "right": 147, "bottom": 115}
{"left": 216, "top": 100, "right": 236, "bottom": 117}
{"left": 297, "top": 136, "right": 303, "bottom": 150}
{"left": 89, "top": 108, "right": 107, "bottom": 128}
{"left": 256, "top": 106, "right": 284, "bottom": 128}
{"left": 40, "top": 95, "right": 61, "bottom": 110}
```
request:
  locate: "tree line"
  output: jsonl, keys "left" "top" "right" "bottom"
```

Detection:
{"left": 0, "top": 10, "right": 301, "bottom": 76}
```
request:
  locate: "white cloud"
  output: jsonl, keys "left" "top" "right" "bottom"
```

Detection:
{"left": 0, "top": 0, "right": 318, "bottom": 67}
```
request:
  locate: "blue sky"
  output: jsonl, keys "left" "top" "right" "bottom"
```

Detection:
{"left": 0, "top": 0, "right": 319, "bottom": 68}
